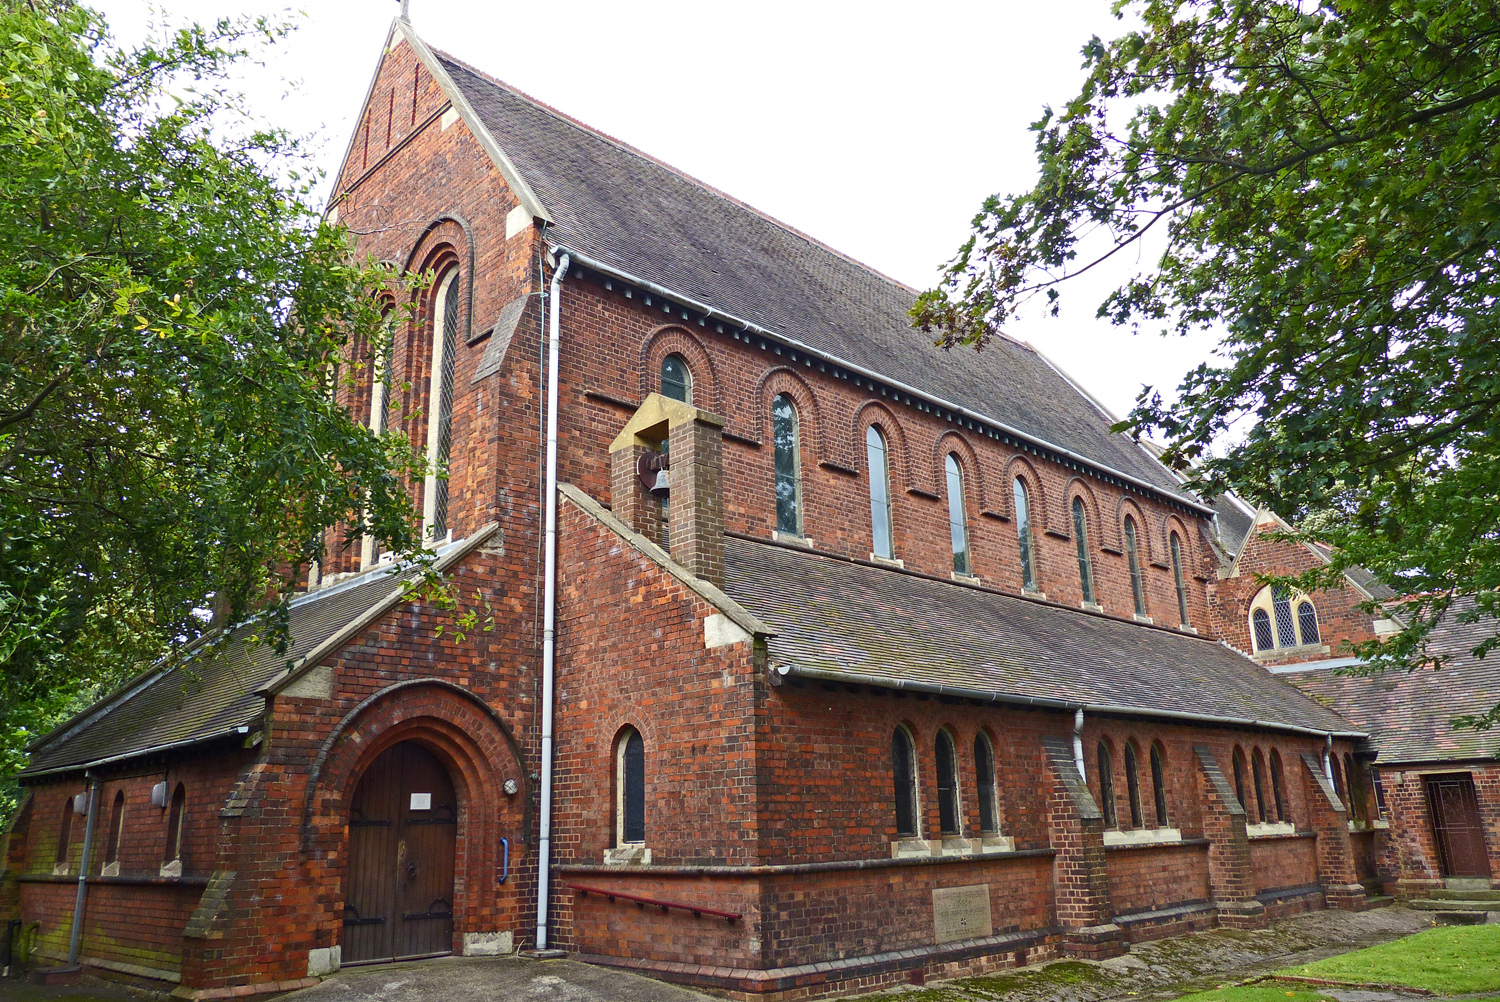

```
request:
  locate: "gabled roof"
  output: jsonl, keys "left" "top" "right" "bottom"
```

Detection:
{"left": 22, "top": 528, "right": 497, "bottom": 778}
{"left": 722, "top": 536, "right": 1363, "bottom": 737}
{"left": 1283, "top": 598, "right": 1499, "bottom": 763}
{"left": 414, "top": 35, "right": 1201, "bottom": 510}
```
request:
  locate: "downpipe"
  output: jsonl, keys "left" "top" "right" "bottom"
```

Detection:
{"left": 535, "top": 252, "right": 570, "bottom": 952}
{"left": 66, "top": 773, "right": 100, "bottom": 968}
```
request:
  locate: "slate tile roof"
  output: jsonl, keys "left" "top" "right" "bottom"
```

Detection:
{"left": 722, "top": 536, "right": 1360, "bottom": 735}
{"left": 1285, "top": 599, "right": 1500, "bottom": 763}
{"left": 23, "top": 571, "right": 407, "bottom": 776}
{"left": 436, "top": 52, "right": 1198, "bottom": 506}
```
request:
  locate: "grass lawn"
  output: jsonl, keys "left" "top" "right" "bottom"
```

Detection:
{"left": 1281, "top": 923, "right": 1500, "bottom": 994}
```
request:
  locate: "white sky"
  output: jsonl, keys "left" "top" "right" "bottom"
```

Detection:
{"left": 92, "top": 0, "right": 1221, "bottom": 422}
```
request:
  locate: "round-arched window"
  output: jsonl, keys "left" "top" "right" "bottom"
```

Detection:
{"left": 661, "top": 354, "right": 692, "bottom": 404}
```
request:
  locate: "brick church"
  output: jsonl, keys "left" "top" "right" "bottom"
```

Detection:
{"left": 3, "top": 15, "right": 1494, "bottom": 1000}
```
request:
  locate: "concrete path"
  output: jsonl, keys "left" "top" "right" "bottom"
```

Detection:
{"left": 285, "top": 955, "right": 715, "bottom": 1002}
{"left": 850, "top": 907, "right": 1434, "bottom": 1002}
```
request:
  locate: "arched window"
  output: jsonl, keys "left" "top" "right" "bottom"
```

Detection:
{"left": 1269, "top": 750, "right": 1288, "bottom": 822}
{"left": 1124, "top": 515, "right": 1146, "bottom": 617}
{"left": 361, "top": 304, "right": 396, "bottom": 569}
{"left": 422, "top": 268, "right": 460, "bottom": 543}
{"left": 1072, "top": 497, "right": 1096, "bottom": 605}
{"left": 1232, "top": 748, "right": 1249, "bottom": 814}
{"left": 165, "top": 783, "right": 186, "bottom": 864}
{"left": 1252, "top": 609, "right": 1274, "bottom": 651}
{"left": 1150, "top": 743, "right": 1170, "bottom": 827}
{"left": 946, "top": 455, "right": 971, "bottom": 575}
{"left": 772, "top": 394, "right": 802, "bottom": 535}
{"left": 54, "top": 797, "right": 74, "bottom": 870}
{"left": 867, "top": 427, "right": 893, "bottom": 559}
{"left": 974, "top": 733, "right": 999, "bottom": 834}
{"left": 892, "top": 727, "right": 919, "bottom": 837}
{"left": 1248, "top": 586, "right": 1321, "bottom": 652}
{"left": 1251, "top": 749, "right": 1269, "bottom": 824}
{"left": 1298, "top": 601, "right": 1320, "bottom": 645}
{"left": 104, "top": 790, "right": 125, "bottom": 868}
{"left": 1123, "top": 742, "right": 1143, "bottom": 830}
{"left": 1014, "top": 478, "right": 1037, "bottom": 591}
{"left": 661, "top": 354, "right": 692, "bottom": 404}
{"left": 617, "top": 728, "right": 646, "bottom": 845}
{"left": 1170, "top": 531, "right": 1191, "bottom": 628}
{"left": 1344, "top": 752, "right": 1365, "bottom": 819}
{"left": 935, "top": 729, "right": 961, "bottom": 835}
{"left": 1097, "top": 741, "right": 1117, "bottom": 828}
{"left": 1329, "top": 754, "right": 1346, "bottom": 804}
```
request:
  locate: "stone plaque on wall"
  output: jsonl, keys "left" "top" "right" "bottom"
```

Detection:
{"left": 931, "top": 883, "right": 992, "bottom": 944}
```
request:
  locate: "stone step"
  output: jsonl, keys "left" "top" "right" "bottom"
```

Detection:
{"left": 1432, "top": 909, "right": 1492, "bottom": 926}
{"left": 1431, "top": 888, "right": 1500, "bottom": 901}
{"left": 1445, "top": 877, "right": 1493, "bottom": 891}
{"left": 1410, "top": 898, "right": 1497, "bottom": 912}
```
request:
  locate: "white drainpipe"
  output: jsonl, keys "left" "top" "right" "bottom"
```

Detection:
{"left": 1324, "top": 733, "right": 1334, "bottom": 783}
{"left": 535, "top": 252, "right": 570, "bottom": 952}
{"left": 1073, "top": 708, "right": 1086, "bottom": 782}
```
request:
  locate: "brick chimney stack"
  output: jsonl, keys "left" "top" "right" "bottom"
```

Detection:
{"left": 608, "top": 394, "right": 727, "bottom": 587}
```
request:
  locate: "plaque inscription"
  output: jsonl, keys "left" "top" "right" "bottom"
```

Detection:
{"left": 931, "top": 883, "right": 992, "bottom": 944}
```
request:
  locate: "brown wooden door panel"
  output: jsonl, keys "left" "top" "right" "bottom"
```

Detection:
{"left": 1428, "top": 774, "right": 1492, "bottom": 878}
{"left": 395, "top": 743, "right": 456, "bottom": 959}
{"left": 343, "top": 742, "right": 457, "bottom": 964}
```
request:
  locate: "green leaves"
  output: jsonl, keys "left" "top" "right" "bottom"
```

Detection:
{"left": 0, "top": 4, "right": 425, "bottom": 818}
{"left": 919, "top": 0, "right": 1500, "bottom": 726}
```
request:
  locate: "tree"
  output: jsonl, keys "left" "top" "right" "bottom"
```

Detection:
{"left": 1, "top": 3, "right": 426, "bottom": 815}
{"left": 912, "top": 1, "right": 1500, "bottom": 722}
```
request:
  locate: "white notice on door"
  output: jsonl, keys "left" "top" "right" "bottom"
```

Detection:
{"left": 410, "top": 792, "right": 432, "bottom": 811}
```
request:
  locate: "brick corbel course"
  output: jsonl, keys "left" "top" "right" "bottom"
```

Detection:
{"left": 1300, "top": 752, "right": 1367, "bottom": 909}
{"left": 1040, "top": 736, "right": 1125, "bottom": 959}
{"left": 1192, "top": 745, "right": 1266, "bottom": 928}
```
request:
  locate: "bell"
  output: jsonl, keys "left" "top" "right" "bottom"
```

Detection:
{"left": 649, "top": 468, "right": 671, "bottom": 497}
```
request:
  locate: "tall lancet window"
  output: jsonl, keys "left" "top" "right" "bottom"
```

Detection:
{"left": 423, "top": 270, "right": 460, "bottom": 543}
{"left": 1073, "top": 497, "right": 1096, "bottom": 605}
{"left": 1014, "top": 477, "right": 1037, "bottom": 591}
{"left": 1124, "top": 515, "right": 1146, "bottom": 617}
{"left": 772, "top": 394, "right": 802, "bottom": 535}
{"left": 946, "top": 455, "right": 971, "bottom": 575}
{"left": 867, "top": 426, "right": 893, "bottom": 559}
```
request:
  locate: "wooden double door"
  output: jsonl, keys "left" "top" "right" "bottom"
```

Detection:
{"left": 1427, "top": 773, "right": 1492, "bottom": 878}
{"left": 343, "top": 742, "right": 458, "bottom": 964}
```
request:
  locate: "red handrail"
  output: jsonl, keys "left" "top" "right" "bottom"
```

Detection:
{"left": 563, "top": 883, "right": 741, "bottom": 921}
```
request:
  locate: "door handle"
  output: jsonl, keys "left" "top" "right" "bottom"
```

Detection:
{"left": 500, "top": 837, "right": 509, "bottom": 884}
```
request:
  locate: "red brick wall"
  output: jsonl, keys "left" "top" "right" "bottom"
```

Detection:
{"left": 1105, "top": 843, "right": 1210, "bottom": 914}
{"left": 1248, "top": 836, "right": 1319, "bottom": 893}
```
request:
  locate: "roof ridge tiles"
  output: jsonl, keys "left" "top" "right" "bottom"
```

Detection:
{"left": 429, "top": 46, "right": 921, "bottom": 295}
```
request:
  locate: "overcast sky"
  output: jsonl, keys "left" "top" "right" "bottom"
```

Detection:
{"left": 92, "top": 0, "right": 1221, "bottom": 423}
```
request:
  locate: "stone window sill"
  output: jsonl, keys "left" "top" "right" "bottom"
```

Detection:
{"left": 1247, "top": 821, "right": 1296, "bottom": 838}
{"left": 1021, "top": 588, "right": 1048, "bottom": 602}
{"left": 1103, "top": 827, "right": 1183, "bottom": 847}
{"left": 603, "top": 844, "right": 652, "bottom": 866}
{"left": 1177, "top": 624, "right": 1198, "bottom": 634}
{"left": 1080, "top": 601, "right": 1104, "bottom": 613}
{"left": 773, "top": 531, "right": 814, "bottom": 548}
{"left": 160, "top": 859, "right": 182, "bottom": 878}
{"left": 890, "top": 835, "right": 1016, "bottom": 858}
{"left": 951, "top": 572, "right": 981, "bottom": 585}
{"left": 1133, "top": 614, "right": 1154, "bottom": 624}
{"left": 51, "top": 864, "right": 69, "bottom": 877}
{"left": 1252, "top": 642, "right": 1330, "bottom": 662}
{"left": 100, "top": 861, "right": 120, "bottom": 878}
{"left": 870, "top": 554, "right": 905, "bottom": 568}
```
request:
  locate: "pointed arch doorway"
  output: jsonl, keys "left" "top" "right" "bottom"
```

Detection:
{"left": 343, "top": 741, "right": 458, "bottom": 964}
